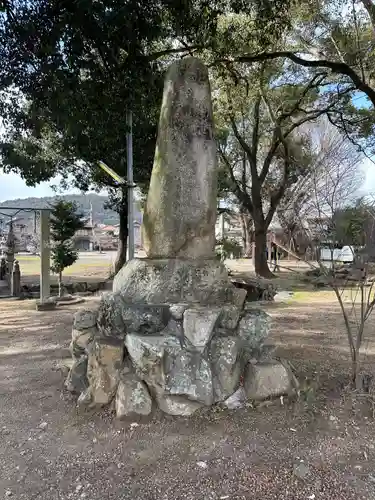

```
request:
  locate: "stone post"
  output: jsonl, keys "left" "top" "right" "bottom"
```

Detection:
{"left": 5, "top": 221, "right": 15, "bottom": 291}
{"left": 12, "top": 260, "right": 21, "bottom": 297}
{"left": 0, "top": 257, "right": 6, "bottom": 280}
{"left": 40, "top": 210, "right": 51, "bottom": 302}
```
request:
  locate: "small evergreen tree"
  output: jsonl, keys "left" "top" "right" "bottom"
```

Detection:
{"left": 50, "top": 200, "right": 84, "bottom": 296}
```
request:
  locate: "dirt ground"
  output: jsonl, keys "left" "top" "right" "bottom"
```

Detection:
{"left": 2, "top": 293, "right": 375, "bottom": 500}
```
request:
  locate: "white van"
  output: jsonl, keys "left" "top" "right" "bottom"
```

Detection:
{"left": 320, "top": 245, "right": 354, "bottom": 264}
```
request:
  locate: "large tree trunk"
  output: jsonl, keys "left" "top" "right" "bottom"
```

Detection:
{"left": 114, "top": 193, "right": 128, "bottom": 275}
{"left": 240, "top": 211, "right": 253, "bottom": 257}
{"left": 254, "top": 226, "right": 274, "bottom": 278}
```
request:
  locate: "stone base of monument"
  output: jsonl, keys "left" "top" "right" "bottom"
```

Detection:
{"left": 64, "top": 259, "right": 298, "bottom": 418}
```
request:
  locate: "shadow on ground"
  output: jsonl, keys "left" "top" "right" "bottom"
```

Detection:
{"left": 1, "top": 297, "right": 375, "bottom": 499}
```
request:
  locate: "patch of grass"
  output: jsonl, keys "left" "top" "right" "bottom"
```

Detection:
{"left": 15, "top": 255, "right": 39, "bottom": 262}
{"left": 290, "top": 288, "right": 372, "bottom": 304}
{"left": 16, "top": 255, "right": 112, "bottom": 279}
{"left": 291, "top": 290, "right": 337, "bottom": 302}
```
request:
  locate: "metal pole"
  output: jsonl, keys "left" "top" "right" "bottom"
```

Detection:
{"left": 126, "top": 110, "right": 134, "bottom": 260}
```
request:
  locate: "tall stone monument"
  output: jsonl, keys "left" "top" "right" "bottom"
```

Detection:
{"left": 112, "top": 58, "right": 234, "bottom": 306}
{"left": 64, "top": 58, "right": 297, "bottom": 418}
{"left": 142, "top": 57, "right": 217, "bottom": 259}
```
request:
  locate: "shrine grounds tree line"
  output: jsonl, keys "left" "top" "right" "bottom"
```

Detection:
{"left": 1, "top": 0, "right": 375, "bottom": 276}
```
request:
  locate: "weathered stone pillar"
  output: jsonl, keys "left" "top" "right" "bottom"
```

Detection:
{"left": 142, "top": 57, "right": 217, "bottom": 259}
{"left": 40, "top": 210, "right": 50, "bottom": 302}
{"left": 12, "top": 260, "right": 21, "bottom": 297}
{"left": 5, "top": 221, "right": 15, "bottom": 290}
{"left": 0, "top": 257, "right": 6, "bottom": 280}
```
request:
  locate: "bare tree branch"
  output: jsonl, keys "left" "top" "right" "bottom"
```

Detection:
{"left": 218, "top": 142, "right": 253, "bottom": 212}
{"left": 146, "top": 45, "right": 204, "bottom": 61}
{"left": 231, "top": 52, "right": 375, "bottom": 107}
{"left": 259, "top": 73, "right": 329, "bottom": 185}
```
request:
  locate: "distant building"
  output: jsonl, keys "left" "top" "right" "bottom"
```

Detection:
{"left": 2, "top": 215, "right": 37, "bottom": 252}
{"left": 0, "top": 201, "right": 157, "bottom": 254}
{"left": 72, "top": 219, "right": 95, "bottom": 251}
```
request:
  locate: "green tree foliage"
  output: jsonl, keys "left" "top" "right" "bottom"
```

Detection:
{"left": 212, "top": 30, "right": 331, "bottom": 276}
{"left": 50, "top": 200, "right": 84, "bottom": 296}
{"left": 232, "top": 0, "right": 375, "bottom": 156}
{"left": 0, "top": 0, "right": 170, "bottom": 271}
{"left": 0, "top": 0, "right": 295, "bottom": 274}
{"left": 210, "top": 6, "right": 373, "bottom": 276}
{"left": 332, "top": 200, "right": 375, "bottom": 248}
{"left": 215, "top": 237, "right": 243, "bottom": 260}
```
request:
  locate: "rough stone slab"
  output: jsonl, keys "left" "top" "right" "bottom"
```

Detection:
{"left": 159, "top": 318, "right": 186, "bottom": 348}
{"left": 164, "top": 351, "right": 213, "bottom": 405}
{"left": 218, "top": 305, "right": 241, "bottom": 330}
{"left": 169, "top": 303, "right": 189, "bottom": 321}
{"left": 113, "top": 258, "right": 235, "bottom": 306}
{"left": 73, "top": 309, "right": 98, "bottom": 330}
{"left": 115, "top": 374, "right": 152, "bottom": 418}
{"left": 232, "top": 279, "right": 276, "bottom": 302}
{"left": 238, "top": 309, "right": 271, "bottom": 356}
{"left": 70, "top": 339, "right": 85, "bottom": 359}
{"left": 65, "top": 356, "right": 88, "bottom": 394}
{"left": 98, "top": 293, "right": 170, "bottom": 338}
{"left": 233, "top": 287, "right": 247, "bottom": 309}
{"left": 57, "top": 297, "right": 85, "bottom": 307}
{"left": 210, "top": 336, "right": 242, "bottom": 402}
{"left": 249, "top": 344, "right": 277, "bottom": 363}
{"left": 121, "top": 304, "right": 170, "bottom": 335}
{"left": 125, "top": 334, "right": 181, "bottom": 388}
{"left": 87, "top": 338, "right": 124, "bottom": 406}
{"left": 155, "top": 390, "right": 203, "bottom": 416}
{"left": 72, "top": 326, "right": 97, "bottom": 351}
{"left": 36, "top": 299, "right": 56, "bottom": 311}
{"left": 142, "top": 57, "right": 217, "bottom": 259}
{"left": 57, "top": 358, "right": 73, "bottom": 377}
{"left": 243, "top": 361, "right": 297, "bottom": 400}
{"left": 77, "top": 388, "right": 92, "bottom": 406}
{"left": 89, "top": 338, "right": 124, "bottom": 368}
{"left": 223, "top": 386, "right": 247, "bottom": 409}
{"left": 183, "top": 307, "right": 220, "bottom": 350}
{"left": 97, "top": 293, "right": 126, "bottom": 337}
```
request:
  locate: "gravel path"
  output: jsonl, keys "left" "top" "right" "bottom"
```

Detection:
{"left": 1, "top": 298, "right": 375, "bottom": 499}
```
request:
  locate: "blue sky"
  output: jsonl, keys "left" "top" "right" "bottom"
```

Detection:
{"left": 0, "top": 172, "right": 82, "bottom": 201}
